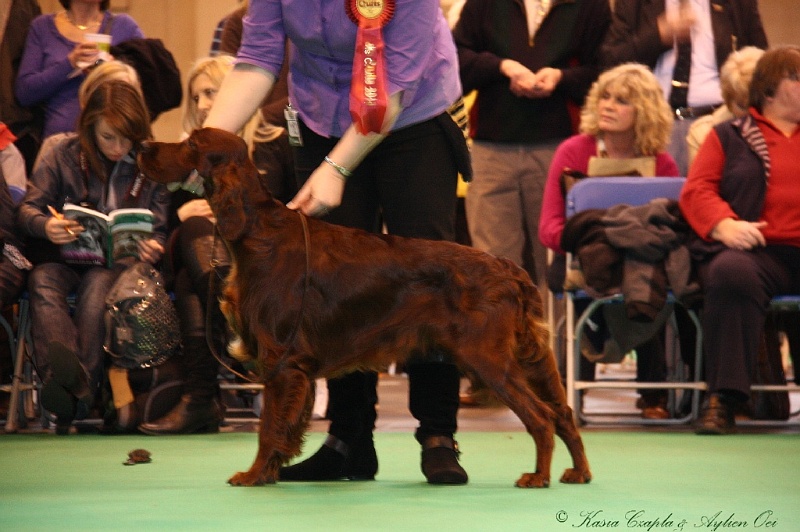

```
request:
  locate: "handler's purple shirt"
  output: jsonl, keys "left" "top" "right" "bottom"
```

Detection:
{"left": 238, "top": 0, "right": 461, "bottom": 138}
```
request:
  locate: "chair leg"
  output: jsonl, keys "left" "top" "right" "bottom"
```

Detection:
{"left": 5, "top": 298, "right": 34, "bottom": 433}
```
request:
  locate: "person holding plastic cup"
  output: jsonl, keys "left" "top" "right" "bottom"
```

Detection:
{"left": 15, "top": 0, "right": 144, "bottom": 140}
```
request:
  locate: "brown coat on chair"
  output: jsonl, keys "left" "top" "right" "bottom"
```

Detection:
{"left": 138, "top": 127, "right": 591, "bottom": 488}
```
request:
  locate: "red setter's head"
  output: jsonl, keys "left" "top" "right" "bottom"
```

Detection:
{"left": 138, "top": 127, "right": 258, "bottom": 241}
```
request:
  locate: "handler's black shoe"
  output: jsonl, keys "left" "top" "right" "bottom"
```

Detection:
{"left": 279, "top": 434, "right": 378, "bottom": 481}
{"left": 421, "top": 436, "right": 468, "bottom": 485}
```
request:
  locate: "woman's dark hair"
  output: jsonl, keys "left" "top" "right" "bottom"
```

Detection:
{"left": 59, "top": 1, "right": 111, "bottom": 10}
{"left": 749, "top": 46, "right": 800, "bottom": 113}
{"left": 78, "top": 80, "right": 152, "bottom": 181}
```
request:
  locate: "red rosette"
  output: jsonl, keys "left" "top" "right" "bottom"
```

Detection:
{"left": 346, "top": 0, "right": 396, "bottom": 134}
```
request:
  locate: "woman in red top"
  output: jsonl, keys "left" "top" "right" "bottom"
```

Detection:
{"left": 539, "top": 63, "right": 680, "bottom": 420}
{"left": 679, "top": 46, "right": 800, "bottom": 435}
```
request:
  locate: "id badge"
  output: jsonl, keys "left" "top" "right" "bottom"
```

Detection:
{"left": 284, "top": 103, "right": 303, "bottom": 147}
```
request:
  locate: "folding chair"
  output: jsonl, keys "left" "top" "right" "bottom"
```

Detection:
{"left": 1, "top": 294, "right": 38, "bottom": 432}
{"left": 1, "top": 185, "right": 38, "bottom": 432}
{"left": 564, "top": 177, "right": 705, "bottom": 425}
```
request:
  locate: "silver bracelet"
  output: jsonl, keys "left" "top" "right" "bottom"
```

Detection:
{"left": 324, "top": 156, "right": 352, "bottom": 179}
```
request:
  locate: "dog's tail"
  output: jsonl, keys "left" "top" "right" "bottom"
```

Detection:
{"left": 495, "top": 257, "right": 549, "bottom": 364}
{"left": 508, "top": 264, "right": 568, "bottom": 405}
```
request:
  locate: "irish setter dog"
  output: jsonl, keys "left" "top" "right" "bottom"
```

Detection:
{"left": 138, "top": 127, "right": 591, "bottom": 488}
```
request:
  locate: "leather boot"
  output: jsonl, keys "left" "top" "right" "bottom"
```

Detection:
{"left": 138, "top": 394, "right": 222, "bottom": 435}
{"left": 279, "top": 434, "right": 378, "bottom": 481}
{"left": 40, "top": 341, "right": 93, "bottom": 435}
{"left": 420, "top": 436, "right": 468, "bottom": 485}
{"left": 694, "top": 393, "right": 737, "bottom": 435}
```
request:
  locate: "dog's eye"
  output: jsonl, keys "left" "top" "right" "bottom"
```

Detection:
{"left": 187, "top": 139, "right": 197, "bottom": 151}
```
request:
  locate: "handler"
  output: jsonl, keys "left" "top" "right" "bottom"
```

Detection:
{"left": 203, "top": 0, "right": 471, "bottom": 484}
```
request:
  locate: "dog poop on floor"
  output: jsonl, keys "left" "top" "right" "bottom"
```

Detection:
{"left": 124, "top": 449, "right": 152, "bottom": 466}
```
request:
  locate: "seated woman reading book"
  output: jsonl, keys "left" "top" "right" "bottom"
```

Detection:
{"left": 17, "top": 80, "right": 170, "bottom": 434}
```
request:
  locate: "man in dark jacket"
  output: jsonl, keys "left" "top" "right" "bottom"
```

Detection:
{"left": 453, "top": 0, "right": 610, "bottom": 297}
{"left": 601, "top": 0, "right": 768, "bottom": 176}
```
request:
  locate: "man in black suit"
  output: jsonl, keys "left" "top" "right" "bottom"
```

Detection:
{"left": 601, "top": 0, "right": 768, "bottom": 176}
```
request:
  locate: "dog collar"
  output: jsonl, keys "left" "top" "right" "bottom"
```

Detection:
{"left": 168, "top": 169, "right": 205, "bottom": 195}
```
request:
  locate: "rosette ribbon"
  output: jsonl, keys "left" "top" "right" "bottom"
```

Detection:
{"left": 346, "top": 0, "right": 395, "bottom": 134}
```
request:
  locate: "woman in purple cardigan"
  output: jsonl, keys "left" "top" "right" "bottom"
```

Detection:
{"left": 15, "top": 0, "right": 143, "bottom": 140}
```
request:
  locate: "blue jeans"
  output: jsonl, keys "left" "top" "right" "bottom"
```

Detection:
{"left": 27, "top": 261, "right": 128, "bottom": 395}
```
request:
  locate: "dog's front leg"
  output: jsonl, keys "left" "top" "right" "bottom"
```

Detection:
{"left": 228, "top": 366, "right": 314, "bottom": 486}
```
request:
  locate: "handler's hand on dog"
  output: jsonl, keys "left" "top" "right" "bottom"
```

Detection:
{"left": 286, "top": 164, "right": 345, "bottom": 217}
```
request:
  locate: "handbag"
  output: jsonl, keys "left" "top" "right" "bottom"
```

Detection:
{"left": 104, "top": 262, "right": 180, "bottom": 369}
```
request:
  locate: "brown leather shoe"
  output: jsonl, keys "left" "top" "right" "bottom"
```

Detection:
{"left": 695, "top": 393, "right": 736, "bottom": 435}
{"left": 138, "top": 394, "right": 222, "bottom": 435}
{"left": 638, "top": 396, "right": 670, "bottom": 420}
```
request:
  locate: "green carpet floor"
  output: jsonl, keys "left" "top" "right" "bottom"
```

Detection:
{"left": 1, "top": 430, "right": 798, "bottom": 531}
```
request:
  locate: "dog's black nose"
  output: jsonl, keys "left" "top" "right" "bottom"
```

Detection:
{"left": 139, "top": 141, "right": 152, "bottom": 154}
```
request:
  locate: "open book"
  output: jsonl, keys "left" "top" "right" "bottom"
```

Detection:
{"left": 59, "top": 203, "right": 154, "bottom": 267}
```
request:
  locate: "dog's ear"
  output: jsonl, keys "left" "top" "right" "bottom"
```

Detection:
{"left": 212, "top": 161, "right": 250, "bottom": 241}
{"left": 194, "top": 128, "right": 249, "bottom": 174}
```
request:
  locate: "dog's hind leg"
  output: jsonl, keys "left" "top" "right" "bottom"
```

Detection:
{"left": 553, "top": 404, "right": 592, "bottom": 484}
{"left": 228, "top": 367, "right": 314, "bottom": 486}
{"left": 469, "top": 359, "right": 558, "bottom": 488}
{"left": 526, "top": 353, "right": 592, "bottom": 485}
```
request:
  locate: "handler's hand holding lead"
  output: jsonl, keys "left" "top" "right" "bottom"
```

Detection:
{"left": 287, "top": 162, "right": 345, "bottom": 217}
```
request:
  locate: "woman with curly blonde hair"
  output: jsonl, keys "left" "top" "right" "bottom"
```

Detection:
{"left": 579, "top": 63, "right": 674, "bottom": 158}
{"left": 539, "top": 62, "right": 680, "bottom": 420}
{"left": 540, "top": 63, "right": 678, "bottom": 254}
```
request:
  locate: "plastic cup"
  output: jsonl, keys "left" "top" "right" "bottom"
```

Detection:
{"left": 85, "top": 33, "right": 111, "bottom": 53}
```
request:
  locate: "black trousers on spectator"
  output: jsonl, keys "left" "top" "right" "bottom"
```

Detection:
{"left": 698, "top": 245, "right": 800, "bottom": 399}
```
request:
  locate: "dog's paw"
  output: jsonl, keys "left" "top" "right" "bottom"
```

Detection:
{"left": 559, "top": 468, "right": 592, "bottom": 484}
{"left": 227, "top": 471, "right": 276, "bottom": 486}
{"left": 514, "top": 472, "right": 550, "bottom": 488}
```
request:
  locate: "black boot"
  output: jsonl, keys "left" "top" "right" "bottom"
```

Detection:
{"left": 40, "top": 341, "right": 93, "bottom": 435}
{"left": 420, "top": 436, "right": 468, "bottom": 485}
{"left": 279, "top": 434, "right": 378, "bottom": 481}
{"left": 138, "top": 394, "right": 222, "bottom": 435}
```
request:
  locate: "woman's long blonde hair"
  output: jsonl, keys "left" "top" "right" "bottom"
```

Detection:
{"left": 182, "top": 55, "right": 270, "bottom": 154}
{"left": 79, "top": 61, "right": 142, "bottom": 109}
{"left": 580, "top": 63, "right": 674, "bottom": 156}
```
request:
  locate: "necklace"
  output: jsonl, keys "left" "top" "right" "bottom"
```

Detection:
{"left": 64, "top": 10, "right": 100, "bottom": 31}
